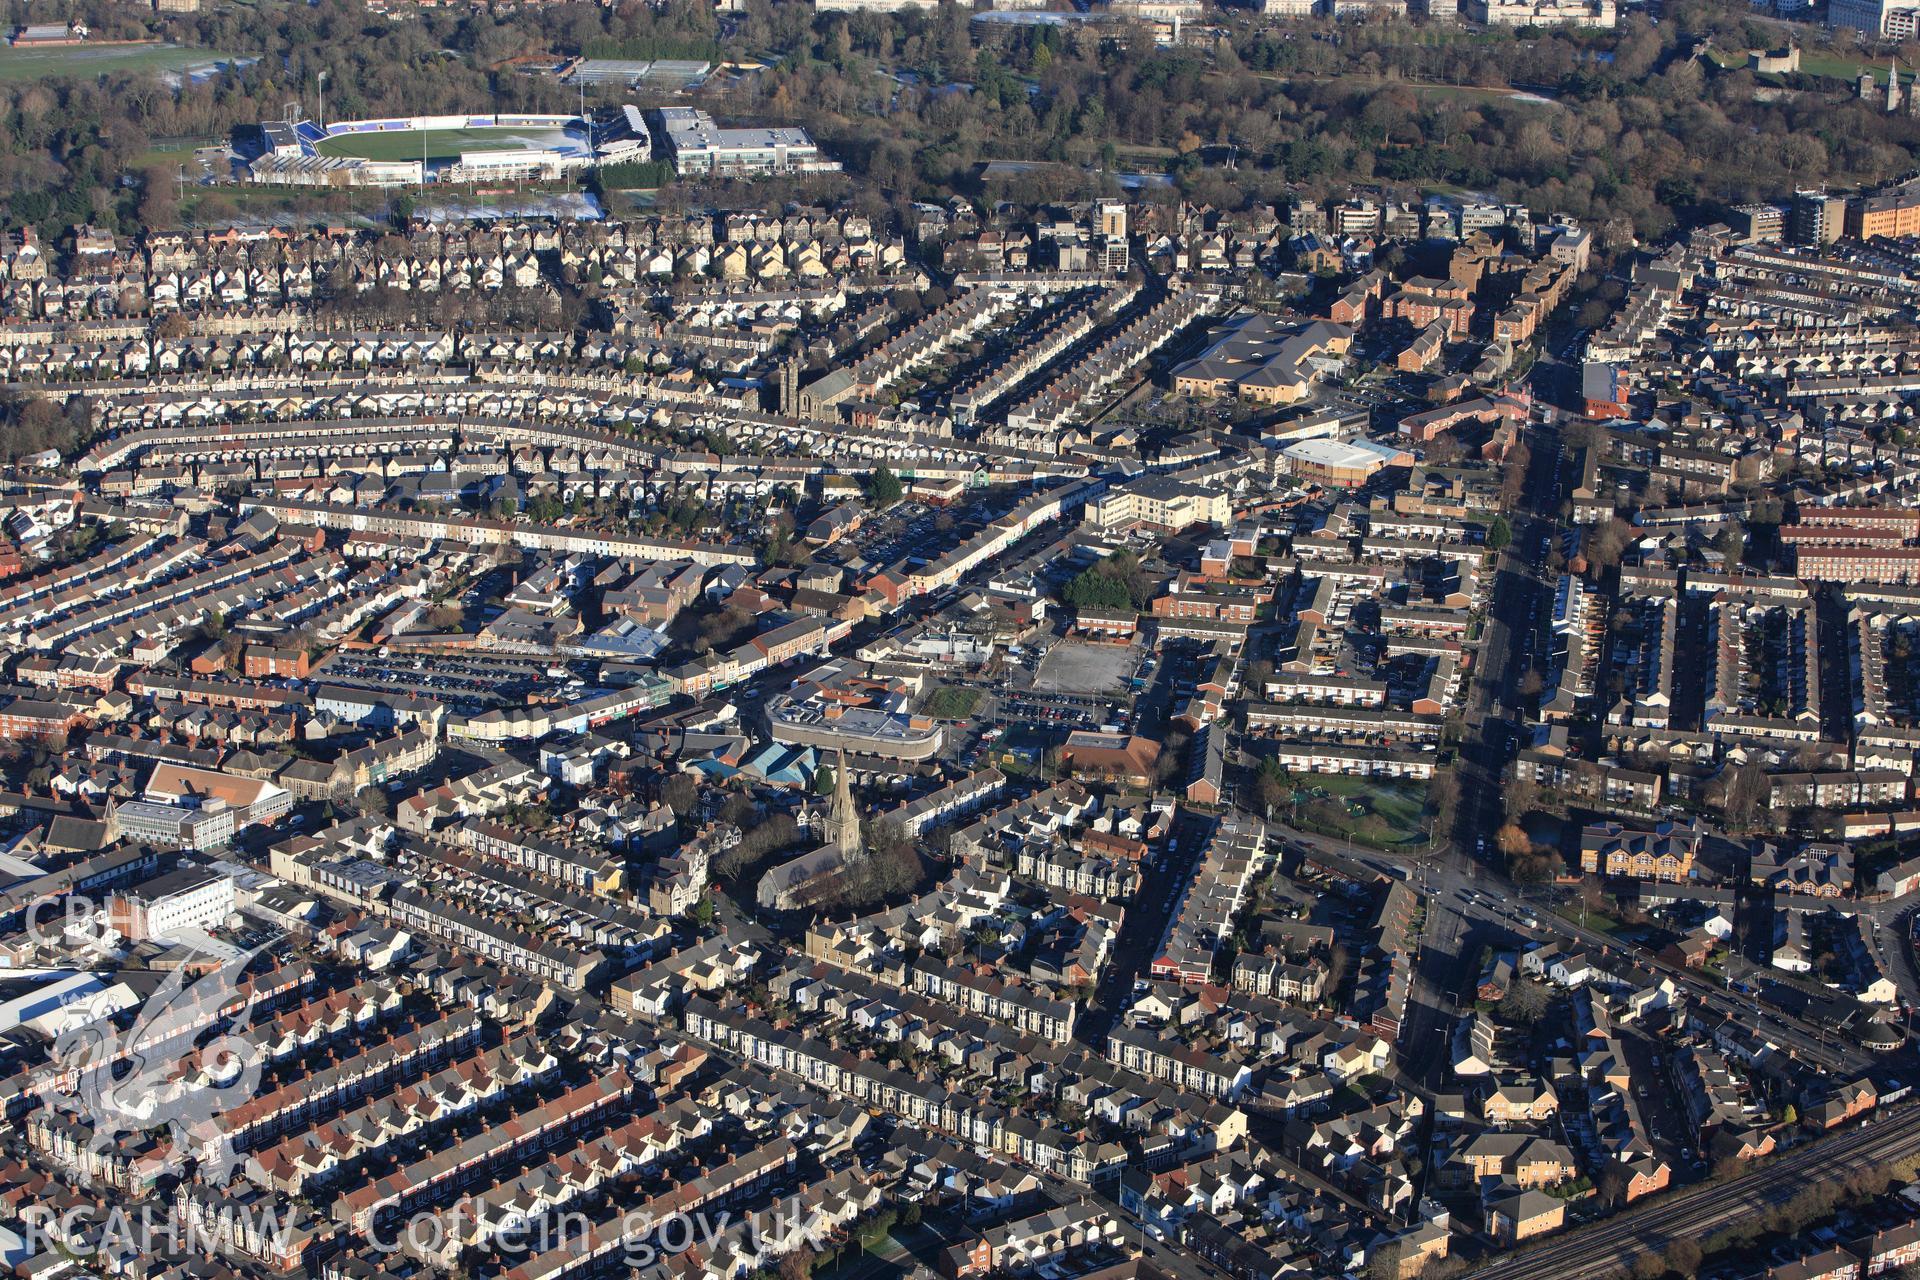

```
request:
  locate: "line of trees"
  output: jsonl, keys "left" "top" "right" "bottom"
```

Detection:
{"left": 725, "top": 0, "right": 1919, "bottom": 245}
{"left": 9, "top": 0, "right": 1915, "bottom": 248}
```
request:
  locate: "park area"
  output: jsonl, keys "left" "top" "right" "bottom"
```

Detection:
{"left": 1282, "top": 774, "right": 1434, "bottom": 850}
{"left": 316, "top": 124, "right": 575, "bottom": 163}
{"left": 924, "top": 686, "right": 982, "bottom": 720}
{"left": 1702, "top": 44, "right": 1895, "bottom": 85}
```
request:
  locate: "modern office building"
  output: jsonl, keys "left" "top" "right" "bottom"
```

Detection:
{"left": 647, "top": 109, "right": 835, "bottom": 177}
{"left": 1790, "top": 190, "right": 1847, "bottom": 246}
{"left": 108, "top": 865, "right": 238, "bottom": 940}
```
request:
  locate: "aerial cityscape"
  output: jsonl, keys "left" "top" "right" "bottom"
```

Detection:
{"left": 0, "top": 2, "right": 1914, "bottom": 1280}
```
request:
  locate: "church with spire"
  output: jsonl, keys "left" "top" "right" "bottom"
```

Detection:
{"left": 756, "top": 751, "right": 866, "bottom": 911}
{"left": 1858, "top": 61, "right": 1920, "bottom": 115}
{"left": 820, "top": 750, "right": 863, "bottom": 863}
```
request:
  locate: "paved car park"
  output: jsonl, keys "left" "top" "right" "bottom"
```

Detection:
{"left": 1033, "top": 640, "right": 1136, "bottom": 695}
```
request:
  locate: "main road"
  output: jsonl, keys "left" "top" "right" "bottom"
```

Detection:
{"left": 1386, "top": 840, "right": 1879, "bottom": 1076}
{"left": 1446, "top": 415, "right": 1567, "bottom": 857}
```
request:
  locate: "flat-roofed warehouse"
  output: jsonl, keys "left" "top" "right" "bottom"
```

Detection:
{"left": 1280, "top": 437, "right": 1413, "bottom": 488}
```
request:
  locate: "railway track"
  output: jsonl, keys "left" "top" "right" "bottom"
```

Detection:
{"left": 1470, "top": 1107, "right": 1920, "bottom": 1280}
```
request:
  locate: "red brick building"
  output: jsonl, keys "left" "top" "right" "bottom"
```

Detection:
{"left": 0, "top": 698, "right": 84, "bottom": 744}
{"left": 245, "top": 646, "right": 310, "bottom": 679}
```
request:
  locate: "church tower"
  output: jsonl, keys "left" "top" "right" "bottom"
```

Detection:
{"left": 1888, "top": 61, "right": 1903, "bottom": 113}
{"left": 778, "top": 358, "right": 802, "bottom": 416}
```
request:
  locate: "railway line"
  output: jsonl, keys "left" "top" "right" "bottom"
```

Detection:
{"left": 1471, "top": 1107, "right": 1920, "bottom": 1280}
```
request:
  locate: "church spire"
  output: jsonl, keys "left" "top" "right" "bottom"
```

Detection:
{"left": 826, "top": 749, "right": 861, "bottom": 859}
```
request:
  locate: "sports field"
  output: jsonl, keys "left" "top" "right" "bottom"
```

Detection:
{"left": 0, "top": 43, "right": 231, "bottom": 84}
{"left": 316, "top": 125, "right": 576, "bottom": 163}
